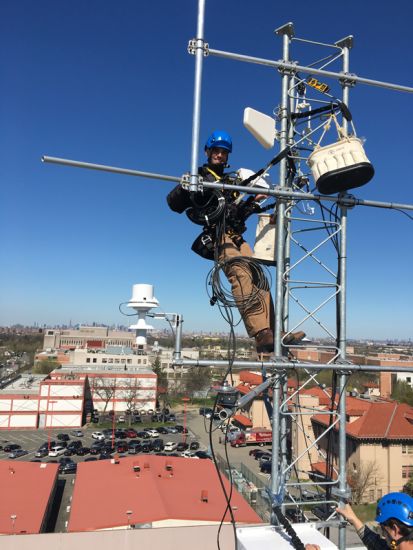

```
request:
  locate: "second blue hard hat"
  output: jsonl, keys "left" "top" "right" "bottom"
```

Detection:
{"left": 376, "top": 492, "right": 413, "bottom": 526}
{"left": 205, "top": 130, "right": 232, "bottom": 153}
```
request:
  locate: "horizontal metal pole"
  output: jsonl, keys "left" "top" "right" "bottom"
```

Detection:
{"left": 41, "top": 156, "right": 181, "bottom": 184}
{"left": 178, "top": 358, "right": 413, "bottom": 372}
{"left": 236, "top": 377, "right": 274, "bottom": 408}
{"left": 208, "top": 48, "right": 413, "bottom": 94}
{"left": 201, "top": 180, "right": 413, "bottom": 212}
{"left": 41, "top": 155, "right": 413, "bottom": 212}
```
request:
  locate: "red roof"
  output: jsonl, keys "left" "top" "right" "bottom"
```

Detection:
{"left": 363, "top": 381, "right": 379, "bottom": 388}
{"left": 312, "top": 400, "right": 413, "bottom": 440}
{"left": 68, "top": 455, "right": 262, "bottom": 531}
{"left": 239, "top": 371, "right": 263, "bottom": 385}
{"left": 310, "top": 461, "right": 338, "bottom": 481}
{"left": 299, "top": 386, "right": 334, "bottom": 407}
{"left": 0, "top": 461, "right": 59, "bottom": 534}
{"left": 233, "top": 414, "right": 253, "bottom": 427}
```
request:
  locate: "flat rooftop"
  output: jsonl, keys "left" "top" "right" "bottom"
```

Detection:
{"left": 0, "top": 374, "right": 45, "bottom": 395}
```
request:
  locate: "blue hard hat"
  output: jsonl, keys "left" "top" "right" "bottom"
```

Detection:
{"left": 205, "top": 130, "right": 232, "bottom": 153}
{"left": 375, "top": 493, "right": 413, "bottom": 526}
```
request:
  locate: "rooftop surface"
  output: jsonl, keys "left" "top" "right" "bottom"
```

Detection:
{"left": 0, "top": 461, "right": 59, "bottom": 534}
{"left": 68, "top": 454, "right": 262, "bottom": 532}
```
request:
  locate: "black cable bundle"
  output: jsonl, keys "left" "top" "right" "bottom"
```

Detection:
{"left": 273, "top": 507, "right": 306, "bottom": 550}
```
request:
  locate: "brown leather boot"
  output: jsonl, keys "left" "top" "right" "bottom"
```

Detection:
{"left": 255, "top": 329, "right": 274, "bottom": 353}
{"left": 282, "top": 331, "right": 306, "bottom": 345}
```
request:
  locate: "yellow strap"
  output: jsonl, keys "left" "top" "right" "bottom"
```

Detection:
{"left": 205, "top": 167, "right": 222, "bottom": 181}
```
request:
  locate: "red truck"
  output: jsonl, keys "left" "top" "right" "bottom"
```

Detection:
{"left": 230, "top": 428, "right": 272, "bottom": 448}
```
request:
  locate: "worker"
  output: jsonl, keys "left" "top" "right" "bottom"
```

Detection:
{"left": 167, "top": 130, "right": 305, "bottom": 354}
{"left": 336, "top": 493, "right": 413, "bottom": 549}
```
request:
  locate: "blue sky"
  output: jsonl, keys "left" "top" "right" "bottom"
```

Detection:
{"left": 1, "top": 0, "right": 412, "bottom": 340}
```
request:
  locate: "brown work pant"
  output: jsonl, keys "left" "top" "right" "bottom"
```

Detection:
{"left": 218, "top": 234, "right": 274, "bottom": 338}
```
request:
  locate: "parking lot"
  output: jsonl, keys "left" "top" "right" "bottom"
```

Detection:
{"left": 0, "top": 410, "right": 271, "bottom": 481}
{"left": 0, "top": 417, "right": 203, "bottom": 463}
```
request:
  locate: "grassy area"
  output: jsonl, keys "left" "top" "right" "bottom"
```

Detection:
{"left": 353, "top": 503, "right": 377, "bottom": 523}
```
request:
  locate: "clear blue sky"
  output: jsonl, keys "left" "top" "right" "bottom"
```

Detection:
{"left": 1, "top": 0, "right": 412, "bottom": 340}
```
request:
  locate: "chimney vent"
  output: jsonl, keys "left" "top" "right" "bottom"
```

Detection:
{"left": 201, "top": 489, "right": 208, "bottom": 503}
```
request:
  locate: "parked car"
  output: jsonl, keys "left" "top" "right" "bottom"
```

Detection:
{"left": 116, "top": 442, "right": 129, "bottom": 453}
{"left": 59, "top": 460, "right": 77, "bottom": 474}
{"left": 99, "top": 451, "right": 112, "bottom": 460}
{"left": 76, "top": 447, "right": 90, "bottom": 456}
{"left": 117, "top": 415, "right": 126, "bottom": 423}
{"left": 176, "top": 442, "right": 189, "bottom": 452}
{"left": 175, "top": 425, "right": 188, "bottom": 434}
{"left": 35, "top": 448, "right": 49, "bottom": 458}
{"left": 259, "top": 453, "right": 272, "bottom": 466}
{"left": 194, "top": 450, "right": 211, "bottom": 459}
{"left": 70, "top": 430, "right": 84, "bottom": 437}
{"left": 145, "top": 429, "right": 159, "bottom": 438}
{"left": 90, "top": 442, "right": 105, "bottom": 455}
{"left": 67, "top": 440, "right": 82, "bottom": 452}
{"left": 181, "top": 450, "right": 199, "bottom": 459}
{"left": 260, "top": 460, "right": 272, "bottom": 473}
{"left": 189, "top": 441, "right": 200, "bottom": 450}
{"left": 168, "top": 414, "right": 176, "bottom": 422}
{"left": 57, "top": 433, "right": 70, "bottom": 441}
{"left": 4, "top": 443, "right": 21, "bottom": 453}
{"left": 126, "top": 429, "right": 137, "bottom": 438}
{"left": 164, "top": 441, "right": 178, "bottom": 452}
{"left": 166, "top": 427, "right": 178, "bottom": 434}
{"left": 152, "top": 439, "right": 164, "bottom": 452}
{"left": 115, "top": 430, "right": 128, "bottom": 439}
{"left": 9, "top": 449, "right": 28, "bottom": 459}
{"left": 39, "top": 441, "right": 56, "bottom": 451}
{"left": 253, "top": 449, "right": 272, "bottom": 461}
{"left": 128, "top": 441, "right": 142, "bottom": 454}
{"left": 133, "top": 416, "right": 142, "bottom": 423}
{"left": 141, "top": 441, "right": 153, "bottom": 453}
{"left": 137, "top": 431, "right": 150, "bottom": 439}
{"left": 84, "top": 457, "right": 98, "bottom": 462}
{"left": 157, "top": 426, "right": 168, "bottom": 434}
{"left": 92, "top": 431, "right": 105, "bottom": 441}
{"left": 49, "top": 446, "right": 66, "bottom": 457}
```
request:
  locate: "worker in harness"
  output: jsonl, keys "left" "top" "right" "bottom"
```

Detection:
{"left": 337, "top": 493, "right": 413, "bottom": 549}
{"left": 167, "top": 130, "right": 305, "bottom": 354}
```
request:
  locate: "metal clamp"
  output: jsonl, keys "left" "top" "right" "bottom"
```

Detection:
{"left": 339, "top": 71, "right": 357, "bottom": 87}
{"left": 187, "top": 38, "right": 209, "bottom": 56}
{"left": 338, "top": 193, "right": 357, "bottom": 209}
{"left": 277, "top": 60, "right": 298, "bottom": 76}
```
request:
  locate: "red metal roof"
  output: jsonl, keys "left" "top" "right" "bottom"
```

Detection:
{"left": 233, "top": 414, "right": 253, "bottom": 427}
{"left": 68, "top": 455, "right": 262, "bottom": 532}
{"left": 310, "top": 461, "right": 338, "bottom": 481}
{"left": 239, "top": 371, "right": 263, "bottom": 385}
{"left": 312, "top": 400, "right": 413, "bottom": 440}
{"left": 0, "top": 461, "right": 59, "bottom": 534}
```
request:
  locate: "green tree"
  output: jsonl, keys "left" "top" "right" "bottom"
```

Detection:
{"left": 392, "top": 380, "right": 413, "bottom": 406}
{"left": 152, "top": 355, "right": 168, "bottom": 406}
{"left": 32, "top": 359, "right": 60, "bottom": 375}
{"left": 403, "top": 478, "right": 413, "bottom": 497}
{"left": 184, "top": 366, "right": 211, "bottom": 397}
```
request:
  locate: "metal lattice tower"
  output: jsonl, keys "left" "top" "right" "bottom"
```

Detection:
{"left": 42, "top": 1, "right": 413, "bottom": 548}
